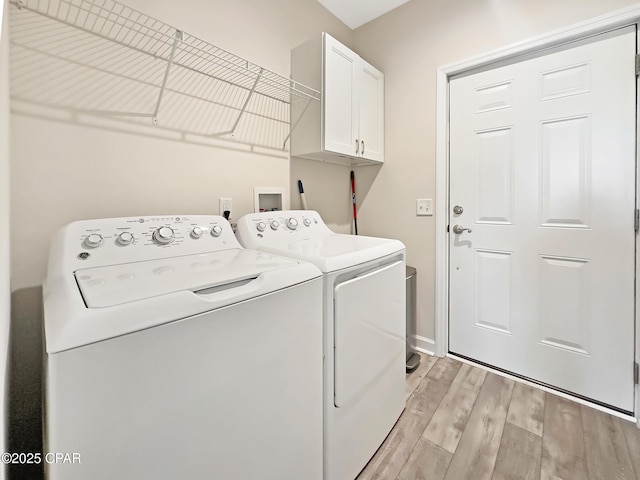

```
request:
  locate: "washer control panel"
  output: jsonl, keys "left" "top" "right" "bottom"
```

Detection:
{"left": 52, "top": 215, "right": 241, "bottom": 270}
{"left": 236, "top": 210, "right": 333, "bottom": 249}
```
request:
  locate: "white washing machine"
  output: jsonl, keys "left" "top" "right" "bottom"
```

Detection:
{"left": 236, "top": 210, "right": 406, "bottom": 480}
{"left": 43, "top": 215, "right": 323, "bottom": 480}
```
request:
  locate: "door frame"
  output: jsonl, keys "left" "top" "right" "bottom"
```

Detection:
{"left": 434, "top": 4, "right": 640, "bottom": 419}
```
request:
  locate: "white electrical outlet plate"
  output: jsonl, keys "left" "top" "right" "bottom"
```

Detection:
{"left": 219, "top": 197, "right": 232, "bottom": 216}
{"left": 416, "top": 198, "right": 433, "bottom": 216}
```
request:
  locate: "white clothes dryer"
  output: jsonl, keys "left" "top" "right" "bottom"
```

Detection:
{"left": 43, "top": 215, "right": 323, "bottom": 480}
{"left": 236, "top": 210, "right": 406, "bottom": 480}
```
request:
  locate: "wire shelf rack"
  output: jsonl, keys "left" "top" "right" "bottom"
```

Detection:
{"left": 9, "top": 0, "right": 320, "bottom": 150}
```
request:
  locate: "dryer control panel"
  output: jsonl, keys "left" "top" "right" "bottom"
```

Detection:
{"left": 49, "top": 215, "right": 241, "bottom": 271}
{"left": 236, "top": 210, "right": 333, "bottom": 247}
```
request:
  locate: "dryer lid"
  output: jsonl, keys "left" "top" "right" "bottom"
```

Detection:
{"left": 262, "top": 234, "right": 405, "bottom": 273}
{"left": 235, "top": 210, "right": 405, "bottom": 272}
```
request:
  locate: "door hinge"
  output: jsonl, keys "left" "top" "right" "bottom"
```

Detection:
{"left": 635, "top": 208, "right": 639, "bottom": 233}
{"left": 636, "top": 54, "right": 640, "bottom": 75}
{"left": 635, "top": 362, "right": 639, "bottom": 385}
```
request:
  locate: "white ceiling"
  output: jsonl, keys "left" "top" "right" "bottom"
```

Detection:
{"left": 316, "top": 0, "right": 410, "bottom": 29}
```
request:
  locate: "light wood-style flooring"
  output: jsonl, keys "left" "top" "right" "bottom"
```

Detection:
{"left": 357, "top": 354, "right": 640, "bottom": 480}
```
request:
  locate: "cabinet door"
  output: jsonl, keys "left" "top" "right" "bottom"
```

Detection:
{"left": 358, "top": 62, "right": 384, "bottom": 162}
{"left": 323, "top": 35, "right": 359, "bottom": 157}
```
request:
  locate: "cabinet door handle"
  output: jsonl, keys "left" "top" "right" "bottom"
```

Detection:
{"left": 355, "top": 139, "right": 360, "bottom": 155}
{"left": 361, "top": 140, "right": 365, "bottom": 155}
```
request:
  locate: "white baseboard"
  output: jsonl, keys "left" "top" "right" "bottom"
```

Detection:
{"left": 412, "top": 335, "right": 436, "bottom": 356}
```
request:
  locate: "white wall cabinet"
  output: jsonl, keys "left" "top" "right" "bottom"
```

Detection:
{"left": 291, "top": 33, "right": 384, "bottom": 166}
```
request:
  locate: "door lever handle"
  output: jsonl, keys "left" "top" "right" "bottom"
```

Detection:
{"left": 452, "top": 225, "right": 472, "bottom": 234}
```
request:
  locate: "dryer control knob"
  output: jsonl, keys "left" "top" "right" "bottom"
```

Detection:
{"left": 286, "top": 218, "right": 298, "bottom": 230}
{"left": 303, "top": 218, "right": 312, "bottom": 227}
{"left": 191, "top": 227, "right": 203, "bottom": 239}
{"left": 117, "top": 232, "right": 134, "bottom": 246}
{"left": 270, "top": 221, "right": 280, "bottom": 230}
{"left": 84, "top": 233, "right": 103, "bottom": 248}
{"left": 210, "top": 225, "right": 223, "bottom": 237}
{"left": 153, "top": 226, "right": 175, "bottom": 245}
{"left": 256, "top": 222, "right": 267, "bottom": 232}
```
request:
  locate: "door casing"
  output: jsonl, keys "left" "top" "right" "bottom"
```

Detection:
{"left": 434, "top": 4, "right": 640, "bottom": 420}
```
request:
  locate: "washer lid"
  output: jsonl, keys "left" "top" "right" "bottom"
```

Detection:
{"left": 75, "top": 249, "right": 290, "bottom": 308}
{"left": 44, "top": 248, "right": 321, "bottom": 353}
{"left": 264, "top": 234, "right": 405, "bottom": 273}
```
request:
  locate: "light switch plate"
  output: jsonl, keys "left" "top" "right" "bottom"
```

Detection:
{"left": 416, "top": 198, "right": 433, "bottom": 216}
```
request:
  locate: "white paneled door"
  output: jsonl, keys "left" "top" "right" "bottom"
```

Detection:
{"left": 449, "top": 26, "right": 637, "bottom": 412}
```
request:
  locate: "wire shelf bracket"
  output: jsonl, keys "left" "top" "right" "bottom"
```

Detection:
{"left": 152, "top": 29, "right": 182, "bottom": 125}
{"left": 9, "top": 0, "right": 321, "bottom": 151}
{"left": 211, "top": 67, "right": 263, "bottom": 140}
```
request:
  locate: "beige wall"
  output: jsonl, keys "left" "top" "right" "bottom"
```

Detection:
{"left": 11, "top": 0, "right": 640, "bottom": 350}
{"left": 351, "top": 0, "right": 640, "bottom": 347}
{"left": 1, "top": 0, "right": 10, "bottom": 474}
{"left": 10, "top": 0, "right": 351, "bottom": 290}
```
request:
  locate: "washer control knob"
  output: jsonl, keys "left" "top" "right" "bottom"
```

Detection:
{"left": 270, "top": 221, "right": 280, "bottom": 230}
{"left": 210, "top": 225, "right": 223, "bottom": 237}
{"left": 153, "top": 226, "right": 175, "bottom": 245}
{"left": 117, "top": 232, "right": 134, "bottom": 246}
{"left": 303, "top": 218, "right": 312, "bottom": 227}
{"left": 191, "top": 227, "right": 203, "bottom": 239}
{"left": 84, "top": 233, "right": 103, "bottom": 248}
{"left": 286, "top": 218, "right": 298, "bottom": 230}
{"left": 256, "top": 222, "right": 267, "bottom": 232}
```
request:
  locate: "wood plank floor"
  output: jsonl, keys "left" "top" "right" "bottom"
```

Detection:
{"left": 357, "top": 354, "right": 640, "bottom": 480}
